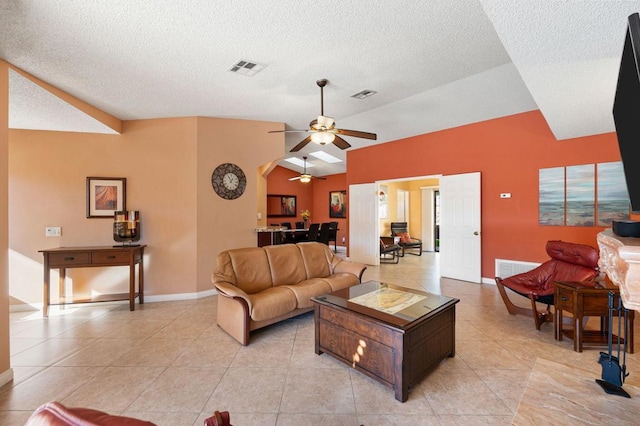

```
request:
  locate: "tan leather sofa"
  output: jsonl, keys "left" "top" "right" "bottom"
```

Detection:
{"left": 212, "top": 242, "right": 367, "bottom": 345}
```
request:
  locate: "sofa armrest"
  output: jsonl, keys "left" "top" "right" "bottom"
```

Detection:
{"left": 334, "top": 260, "right": 367, "bottom": 282}
{"left": 215, "top": 282, "right": 253, "bottom": 312}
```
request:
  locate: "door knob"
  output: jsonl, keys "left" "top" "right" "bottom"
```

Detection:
{"left": 473, "top": 231, "right": 479, "bottom": 236}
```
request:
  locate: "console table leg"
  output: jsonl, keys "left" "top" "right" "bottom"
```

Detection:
{"left": 129, "top": 261, "right": 135, "bottom": 311}
{"left": 138, "top": 258, "right": 144, "bottom": 304}
{"left": 59, "top": 268, "right": 66, "bottom": 305}
{"left": 555, "top": 307, "right": 563, "bottom": 341}
{"left": 43, "top": 260, "right": 50, "bottom": 317}
{"left": 574, "top": 315, "right": 583, "bottom": 352}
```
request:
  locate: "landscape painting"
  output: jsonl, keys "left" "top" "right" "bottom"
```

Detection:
{"left": 597, "top": 161, "right": 630, "bottom": 227}
{"left": 539, "top": 167, "right": 565, "bottom": 226}
{"left": 566, "top": 164, "right": 594, "bottom": 226}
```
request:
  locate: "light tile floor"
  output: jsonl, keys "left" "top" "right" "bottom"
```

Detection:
{"left": 1, "top": 252, "right": 638, "bottom": 425}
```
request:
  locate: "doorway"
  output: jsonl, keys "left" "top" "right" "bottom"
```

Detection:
{"left": 349, "top": 173, "right": 481, "bottom": 282}
{"left": 420, "top": 185, "right": 439, "bottom": 252}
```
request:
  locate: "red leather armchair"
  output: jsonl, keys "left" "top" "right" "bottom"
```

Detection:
{"left": 495, "top": 240, "right": 599, "bottom": 330}
{"left": 25, "top": 401, "right": 154, "bottom": 425}
{"left": 26, "top": 402, "right": 231, "bottom": 426}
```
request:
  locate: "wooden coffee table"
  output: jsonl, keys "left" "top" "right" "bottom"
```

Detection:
{"left": 311, "top": 281, "right": 459, "bottom": 402}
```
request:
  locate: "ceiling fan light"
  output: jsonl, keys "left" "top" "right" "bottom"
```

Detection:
{"left": 300, "top": 174, "right": 311, "bottom": 183}
{"left": 310, "top": 131, "right": 335, "bottom": 145}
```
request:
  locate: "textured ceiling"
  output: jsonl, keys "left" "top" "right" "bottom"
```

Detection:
{"left": 1, "top": 1, "right": 637, "bottom": 176}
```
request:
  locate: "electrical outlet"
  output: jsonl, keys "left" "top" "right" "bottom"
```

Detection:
{"left": 342, "top": 236, "right": 346, "bottom": 243}
{"left": 45, "top": 227, "right": 61, "bottom": 237}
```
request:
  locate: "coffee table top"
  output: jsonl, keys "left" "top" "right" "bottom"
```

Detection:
{"left": 312, "top": 280, "right": 458, "bottom": 328}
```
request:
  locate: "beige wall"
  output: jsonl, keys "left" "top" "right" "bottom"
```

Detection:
{"left": 195, "top": 117, "right": 283, "bottom": 292}
{"left": 9, "top": 116, "right": 285, "bottom": 307}
{"left": 9, "top": 118, "right": 199, "bottom": 303}
{"left": 1, "top": 61, "right": 11, "bottom": 383}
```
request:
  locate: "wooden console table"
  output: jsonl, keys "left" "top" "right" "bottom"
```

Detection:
{"left": 554, "top": 280, "right": 634, "bottom": 353}
{"left": 39, "top": 245, "right": 146, "bottom": 317}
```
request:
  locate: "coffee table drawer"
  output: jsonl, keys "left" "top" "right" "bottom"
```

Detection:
{"left": 319, "top": 305, "right": 394, "bottom": 346}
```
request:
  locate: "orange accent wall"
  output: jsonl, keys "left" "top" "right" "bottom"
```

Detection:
{"left": 266, "top": 166, "right": 348, "bottom": 245}
{"left": 311, "top": 174, "right": 348, "bottom": 246}
{"left": 347, "top": 110, "right": 621, "bottom": 278}
{"left": 265, "top": 166, "right": 313, "bottom": 225}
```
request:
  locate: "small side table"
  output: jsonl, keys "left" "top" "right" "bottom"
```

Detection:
{"left": 554, "top": 280, "right": 634, "bottom": 353}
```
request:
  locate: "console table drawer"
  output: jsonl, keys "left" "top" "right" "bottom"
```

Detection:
{"left": 48, "top": 252, "right": 90, "bottom": 267}
{"left": 555, "top": 286, "right": 574, "bottom": 311}
{"left": 92, "top": 251, "right": 129, "bottom": 264}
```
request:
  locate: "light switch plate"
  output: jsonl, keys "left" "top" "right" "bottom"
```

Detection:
{"left": 45, "top": 227, "right": 61, "bottom": 237}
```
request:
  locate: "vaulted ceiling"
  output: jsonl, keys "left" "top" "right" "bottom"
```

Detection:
{"left": 1, "top": 1, "right": 637, "bottom": 176}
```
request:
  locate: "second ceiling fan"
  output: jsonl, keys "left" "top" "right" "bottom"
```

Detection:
{"left": 289, "top": 157, "right": 326, "bottom": 183}
{"left": 270, "top": 79, "right": 377, "bottom": 152}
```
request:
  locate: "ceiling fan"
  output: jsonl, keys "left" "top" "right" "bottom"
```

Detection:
{"left": 289, "top": 157, "right": 326, "bottom": 183}
{"left": 269, "top": 79, "right": 377, "bottom": 152}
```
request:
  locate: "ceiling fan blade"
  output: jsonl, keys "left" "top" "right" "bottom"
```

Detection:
{"left": 268, "top": 129, "right": 309, "bottom": 133}
{"left": 311, "top": 176, "right": 327, "bottom": 180}
{"left": 336, "top": 129, "right": 377, "bottom": 140}
{"left": 332, "top": 135, "right": 352, "bottom": 150}
{"left": 288, "top": 176, "right": 301, "bottom": 181}
{"left": 290, "top": 135, "right": 313, "bottom": 152}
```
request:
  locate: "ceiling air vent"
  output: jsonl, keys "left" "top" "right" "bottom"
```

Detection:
{"left": 351, "top": 89, "right": 377, "bottom": 99}
{"left": 229, "top": 60, "right": 266, "bottom": 76}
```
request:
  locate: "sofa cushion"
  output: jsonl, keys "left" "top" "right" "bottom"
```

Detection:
{"left": 217, "top": 248, "right": 273, "bottom": 294}
{"left": 282, "top": 278, "right": 332, "bottom": 309}
{"left": 297, "top": 242, "right": 332, "bottom": 279}
{"left": 325, "top": 273, "right": 361, "bottom": 292}
{"left": 249, "top": 286, "right": 298, "bottom": 322}
{"left": 264, "top": 244, "right": 307, "bottom": 286}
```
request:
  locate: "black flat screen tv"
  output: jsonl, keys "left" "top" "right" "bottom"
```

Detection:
{"left": 613, "top": 13, "right": 640, "bottom": 213}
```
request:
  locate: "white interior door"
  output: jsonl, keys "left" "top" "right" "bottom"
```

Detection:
{"left": 349, "top": 183, "right": 380, "bottom": 265}
{"left": 439, "top": 172, "right": 481, "bottom": 283}
{"left": 421, "top": 187, "right": 437, "bottom": 252}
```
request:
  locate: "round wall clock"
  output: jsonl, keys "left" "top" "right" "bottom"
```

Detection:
{"left": 211, "top": 163, "right": 247, "bottom": 200}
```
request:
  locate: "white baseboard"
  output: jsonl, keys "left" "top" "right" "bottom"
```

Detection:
{"left": 482, "top": 277, "right": 496, "bottom": 285}
{"left": 144, "top": 288, "right": 217, "bottom": 303}
{"left": 9, "top": 289, "right": 219, "bottom": 313}
{"left": 0, "top": 368, "right": 14, "bottom": 388}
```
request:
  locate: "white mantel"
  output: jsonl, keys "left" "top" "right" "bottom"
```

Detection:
{"left": 597, "top": 229, "right": 640, "bottom": 311}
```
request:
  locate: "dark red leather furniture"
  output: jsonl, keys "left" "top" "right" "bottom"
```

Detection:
{"left": 495, "top": 240, "right": 599, "bottom": 330}
{"left": 25, "top": 401, "right": 155, "bottom": 425}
